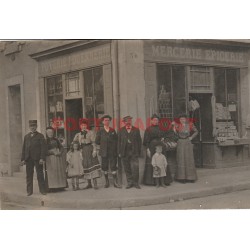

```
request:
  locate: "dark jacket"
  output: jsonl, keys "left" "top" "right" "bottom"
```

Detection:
{"left": 95, "top": 127, "right": 117, "bottom": 157}
{"left": 118, "top": 126, "right": 142, "bottom": 157}
{"left": 21, "top": 132, "right": 46, "bottom": 161}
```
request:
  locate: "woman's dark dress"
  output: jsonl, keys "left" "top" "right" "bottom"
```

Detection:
{"left": 143, "top": 125, "right": 173, "bottom": 185}
{"left": 46, "top": 138, "right": 67, "bottom": 189}
{"left": 175, "top": 123, "right": 198, "bottom": 181}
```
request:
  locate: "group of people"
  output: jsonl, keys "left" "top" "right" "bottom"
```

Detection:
{"left": 21, "top": 113, "right": 198, "bottom": 196}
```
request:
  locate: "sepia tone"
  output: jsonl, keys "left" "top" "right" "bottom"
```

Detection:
{"left": 0, "top": 39, "right": 250, "bottom": 209}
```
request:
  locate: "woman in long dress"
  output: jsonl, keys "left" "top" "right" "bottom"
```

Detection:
{"left": 45, "top": 126, "right": 67, "bottom": 191}
{"left": 143, "top": 114, "right": 173, "bottom": 186}
{"left": 73, "top": 119, "right": 101, "bottom": 190}
{"left": 173, "top": 114, "right": 198, "bottom": 183}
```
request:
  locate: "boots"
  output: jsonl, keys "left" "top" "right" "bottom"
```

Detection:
{"left": 76, "top": 177, "right": 80, "bottom": 190}
{"left": 161, "top": 177, "right": 167, "bottom": 188}
{"left": 104, "top": 173, "right": 110, "bottom": 188}
{"left": 112, "top": 173, "right": 122, "bottom": 188}
{"left": 155, "top": 178, "right": 160, "bottom": 188}
{"left": 93, "top": 178, "right": 98, "bottom": 190}
{"left": 83, "top": 179, "right": 92, "bottom": 189}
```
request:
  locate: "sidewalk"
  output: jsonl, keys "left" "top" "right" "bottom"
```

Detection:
{"left": 1, "top": 166, "right": 250, "bottom": 209}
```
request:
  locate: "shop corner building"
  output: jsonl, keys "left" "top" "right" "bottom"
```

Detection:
{"left": 1, "top": 40, "right": 250, "bottom": 178}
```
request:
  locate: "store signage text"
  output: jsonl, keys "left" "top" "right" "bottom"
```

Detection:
{"left": 39, "top": 44, "right": 111, "bottom": 75}
{"left": 149, "top": 45, "right": 246, "bottom": 65}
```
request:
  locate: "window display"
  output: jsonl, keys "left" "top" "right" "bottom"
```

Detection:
{"left": 46, "top": 75, "right": 65, "bottom": 143}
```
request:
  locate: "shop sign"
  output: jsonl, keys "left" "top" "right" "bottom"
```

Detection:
{"left": 39, "top": 44, "right": 111, "bottom": 76}
{"left": 144, "top": 41, "right": 248, "bottom": 66}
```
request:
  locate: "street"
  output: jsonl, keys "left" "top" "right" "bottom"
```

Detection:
{"left": 2, "top": 189, "right": 250, "bottom": 210}
{"left": 126, "top": 189, "right": 250, "bottom": 210}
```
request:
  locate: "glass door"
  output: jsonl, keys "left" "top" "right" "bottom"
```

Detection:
{"left": 83, "top": 67, "right": 104, "bottom": 127}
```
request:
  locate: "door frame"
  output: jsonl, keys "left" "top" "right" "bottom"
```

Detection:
{"left": 5, "top": 75, "right": 25, "bottom": 176}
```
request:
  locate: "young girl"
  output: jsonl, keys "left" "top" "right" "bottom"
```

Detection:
{"left": 151, "top": 143, "right": 167, "bottom": 188}
{"left": 66, "top": 142, "right": 84, "bottom": 191}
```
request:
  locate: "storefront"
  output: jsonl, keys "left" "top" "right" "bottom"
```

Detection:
{"left": 144, "top": 40, "right": 250, "bottom": 168}
{"left": 31, "top": 41, "right": 113, "bottom": 148}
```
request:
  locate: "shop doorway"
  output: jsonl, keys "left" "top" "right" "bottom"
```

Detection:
{"left": 8, "top": 84, "right": 22, "bottom": 174}
{"left": 65, "top": 99, "right": 83, "bottom": 147}
{"left": 189, "top": 93, "right": 213, "bottom": 167}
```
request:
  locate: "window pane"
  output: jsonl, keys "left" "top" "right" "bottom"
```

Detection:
{"left": 190, "top": 66, "right": 211, "bottom": 91}
{"left": 157, "top": 65, "right": 172, "bottom": 119}
{"left": 214, "top": 68, "right": 226, "bottom": 105}
{"left": 83, "top": 69, "right": 94, "bottom": 120}
{"left": 93, "top": 67, "right": 104, "bottom": 118}
{"left": 66, "top": 72, "right": 80, "bottom": 97}
{"left": 172, "top": 66, "right": 186, "bottom": 118}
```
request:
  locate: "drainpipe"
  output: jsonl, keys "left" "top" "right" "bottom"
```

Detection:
{"left": 111, "top": 40, "right": 120, "bottom": 129}
{"left": 111, "top": 40, "right": 122, "bottom": 184}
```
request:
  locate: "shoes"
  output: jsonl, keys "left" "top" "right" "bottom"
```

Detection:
{"left": 104, "top": 174, "right": 110, "bottom": 188}
{"left": 134, "top": 185, "right": 141, "bottom": 189}
{"left": 126, "top": 184, "right": 133, "bottom": 189}
{"left": 27, "top": 193, "right": 33, "bottom": 196}
{"left": 40, "top": 192, "right": 47, "bottom": 195}
{"left": 112, "top": 173, "right": 122, "bottom": 188}
{"left": 83, "top": 180, "right": 93, "bottom": 189}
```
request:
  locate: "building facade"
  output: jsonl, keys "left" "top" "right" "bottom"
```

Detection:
{"left": 1, "top": 40, "right": 250, "bottom": 179}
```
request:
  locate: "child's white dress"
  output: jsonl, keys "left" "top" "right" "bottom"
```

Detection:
{"left": 66, "top": 151, "right": 84, "bottom": 177}
{"left": 151, "top": 152, "right": 167, "bottom": 178}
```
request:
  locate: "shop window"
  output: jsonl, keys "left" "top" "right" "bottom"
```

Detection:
{"left": 214, "top": 68, "right": 240, "bottom": 144}
{"left": 46, "top": 75, "right": 65, "bottom": 146}
{"left": 65, "top": 72, "right": 80, "bottom": 97}
{"left": 157, "top": 65, "right": 186, "bottom": 120}
{"left": 83, "top": 67, "right": 104, "bottom": 127}
{"left": 188, "top": 66, "right": 213, "bottom": 92}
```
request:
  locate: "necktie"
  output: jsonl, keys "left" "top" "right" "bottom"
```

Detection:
{"left": 81, "top": 130, "right": 87, "bottom": 139}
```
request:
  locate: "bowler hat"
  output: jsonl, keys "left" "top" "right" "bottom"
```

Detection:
{"left": 151, "top": 113, "right": 160, "bottom": 120}
{"left": 122, "top": 115, "right": 133, "bottom": 121}
{"left": 101, "top": 114, "right": 112, "bottom": 121}
{"left": 29, "top": 120, "right": 37, "bottom": 126}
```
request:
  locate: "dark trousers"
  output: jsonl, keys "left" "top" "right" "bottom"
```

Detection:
{"left": 101, "top": 156, "right": 117, "bottom": 172}
{"left": 121, "top": 155, "right": 139, "bottom": 185}
{"left": 26, "top": 159, "right": 46, "bottom": 194}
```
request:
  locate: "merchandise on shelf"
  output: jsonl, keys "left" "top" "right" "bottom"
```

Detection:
{"left": 158, "top": 85, "right": 172, "bottom": 119}
{"left": 215, "top": 103, "right": 231, "bottom": 120}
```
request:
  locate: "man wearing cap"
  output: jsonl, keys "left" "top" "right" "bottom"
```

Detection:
{"left": 95, "top": 114, "right": 121, "bottom": 188}
{"left": 118, "top": 116, "right": 142, "bottom": 189}
{"left": 21, "top": 120, "right": 47, "bottom": 196}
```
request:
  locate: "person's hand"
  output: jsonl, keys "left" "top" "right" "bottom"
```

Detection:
{"left": 39, "top": 159, "right": 44, "bottom": 165}
{"left": 146, "top": 148, "right": 151, "bottom": 158}
{"left": 20, "top": 160, "right": 26, "bottom": 166}
{"left": 92, "top": 151, "right": 97, "bottom": 158}
{"left": 188, "top": 137, "right": 192, "bottom": 141}
{"left": 55, "top": 152, "right": 61, "bottom": 156}
{"left": 118, "top": 154, "right": 121, "bottom": 158}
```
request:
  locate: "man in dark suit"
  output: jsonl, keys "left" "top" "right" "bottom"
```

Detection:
{"left": 95, "top": 114, "right": 121, "bottom": 188}
{"left": 118, "top": 116, "right": 142, "bottom": 189}
{"left": 21, "top": 120, "right": 47, "bottom": 196}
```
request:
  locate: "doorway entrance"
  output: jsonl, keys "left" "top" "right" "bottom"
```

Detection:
{"left": 189, "top": 93, "right": 213, "bottom": 167}
{"left": 65, "top": 99, "right": 83, "bottom": 147}
{"left": 8, "top": 84, "right": 22, "bottom": 174}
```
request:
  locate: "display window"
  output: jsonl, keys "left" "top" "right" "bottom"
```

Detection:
{"left": 214, "top": 68, "right": 239, "bottom": 145}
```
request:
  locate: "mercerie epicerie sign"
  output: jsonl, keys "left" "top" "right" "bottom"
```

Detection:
{"left": 144, "top": 42, "right": 248, "bottom": 66}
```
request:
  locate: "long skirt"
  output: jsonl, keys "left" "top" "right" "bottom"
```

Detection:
{"left": 143, "top": 155, "right": 173, "bottom": 185}
{"left": 175, "top": 138, "right": 197, "bottom": 181}
{"left": 46, "top": 155, "right": 67, "bottom": 189}
{"left": 82, "top": 145, "right": 102, "bottom": 180}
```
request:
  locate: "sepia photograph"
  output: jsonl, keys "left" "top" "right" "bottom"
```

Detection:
{"left": 0, "top": 39, "right": 250, "bottom": 210}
